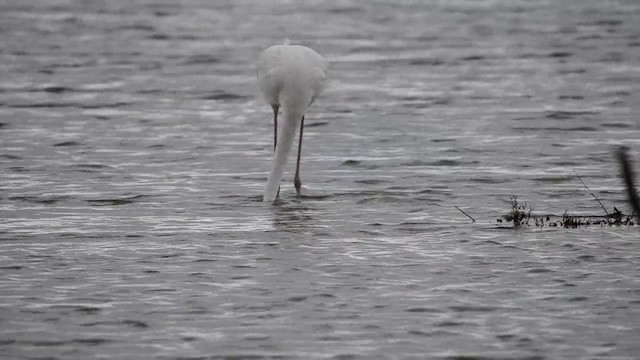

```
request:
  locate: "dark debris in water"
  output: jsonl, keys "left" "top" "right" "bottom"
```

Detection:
{"left": 497, "top": 196, "right": 636, "bottom": 228}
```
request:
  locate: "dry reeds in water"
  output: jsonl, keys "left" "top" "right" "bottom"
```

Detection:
{"left": 497, "top": 196, "right": 635, "bottom": 228}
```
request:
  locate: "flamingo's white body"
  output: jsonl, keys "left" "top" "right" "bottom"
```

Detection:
{"left": 257, "top": 44, "right": 328, "bottom": 203}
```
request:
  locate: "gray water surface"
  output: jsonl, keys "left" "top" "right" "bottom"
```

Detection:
{"left": 1, "top": 0, "right": 639, "bottom": 359}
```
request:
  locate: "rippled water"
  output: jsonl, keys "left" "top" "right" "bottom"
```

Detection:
{"left": 1, "top": 0, "right": 640, "bottom": 359}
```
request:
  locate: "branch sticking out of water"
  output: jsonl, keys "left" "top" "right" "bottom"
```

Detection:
{"left": 616, "top": 146, "right": 640, "bottom": 222}
{"left": 573, "top": 169, "right": 609, "bottom": 216}
{"left": 494, "top": 149, "right": 640, "bottom": 228}
{"left": 454, "top": 206, "right": 475, "bottom": 223}
{"left": 498, "top": 196, "right": 635, "bottom": 228}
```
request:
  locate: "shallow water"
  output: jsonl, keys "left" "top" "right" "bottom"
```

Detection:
{"left": 1, "top": 0, "right": 640, "bottom": 359}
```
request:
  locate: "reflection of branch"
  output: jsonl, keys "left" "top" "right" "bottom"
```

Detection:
{"left": 616, "top": 146, "right": 640, "bottom": 222}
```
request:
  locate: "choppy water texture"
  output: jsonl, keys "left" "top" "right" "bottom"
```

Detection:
{"left": 1, "top": 0, "right": 640, "bottom": 359}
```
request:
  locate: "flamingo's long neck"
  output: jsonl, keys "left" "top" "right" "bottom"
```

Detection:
{"left": 263, "top": 105, "right": 305, "bottom": 203}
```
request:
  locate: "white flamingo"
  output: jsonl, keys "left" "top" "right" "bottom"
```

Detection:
{"left": 257, "top": 43, "right": 328, "bottom": 203}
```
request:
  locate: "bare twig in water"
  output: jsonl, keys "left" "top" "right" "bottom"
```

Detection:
{"left": 616, "top": 146, "right": 640, "bottom": 222}
{"left": 573, "top": 169, "right": 609, "bottom": 216}
{"left": 454, "top": 206, "right": 475, "bottom": 223}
